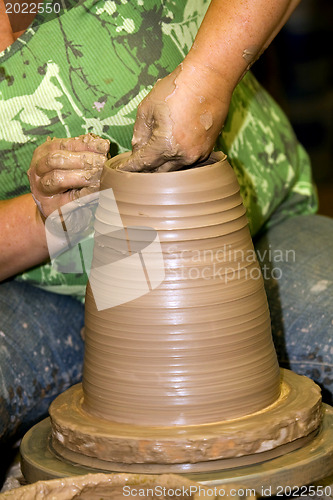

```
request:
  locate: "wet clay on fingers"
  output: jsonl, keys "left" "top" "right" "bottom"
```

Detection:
{"left": 27, "top": 133, "right": 109, "bottom": 218}
{"left": 119, "top": 65, "right": 226, "bottom": 173}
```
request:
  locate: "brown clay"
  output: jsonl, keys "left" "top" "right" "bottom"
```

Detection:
{"left": 22, "top": 151, "right": 325, "bottom": 481}
{"left": 83, "top": 151, "right": 280, "bottom": 426}
{"left": 0, "top": 473, "right": 247, "bottom": 500}
{"left": 49, "top": 369, "right": 321, "bottom": 468}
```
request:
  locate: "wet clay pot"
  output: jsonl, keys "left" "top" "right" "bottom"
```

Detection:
{"left": 83, "top": 151, "right": 281, "bottom": 426}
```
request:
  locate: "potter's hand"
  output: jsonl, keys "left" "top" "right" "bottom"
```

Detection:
{"left": 120, "top": 0, "right": 300, "bottom": 172}
{"left": 28, "top": 133, "right": 110, "bottom": 218}
{"left": 119, "top": 64, "right": 232, "bottom": 172}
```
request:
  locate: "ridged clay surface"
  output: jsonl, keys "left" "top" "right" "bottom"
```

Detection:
{"left": 83, "top": 152, "right": 280, "bottom": 426}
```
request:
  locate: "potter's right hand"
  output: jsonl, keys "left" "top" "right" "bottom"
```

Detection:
{"left": 119, "top": 63, "right": 232, "bottom": 172}
{"left": 120, "top": 0, "right": 300, "bottom": 173}
{"left": 27, "top": 133, "right": 110, "bottom": 219}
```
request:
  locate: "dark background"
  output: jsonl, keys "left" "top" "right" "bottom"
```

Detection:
{"left": 252, "top": 0, "right": 333, "bottom": 217}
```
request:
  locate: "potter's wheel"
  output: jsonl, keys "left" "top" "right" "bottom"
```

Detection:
{"left": 19, "top": 153, "right": 333, "bottom": 492}
{"left": 20, "top": 405, "right": 333, "bottom": 493}
{"left": 25, "top": 370, "right": 321, "bottom": 470}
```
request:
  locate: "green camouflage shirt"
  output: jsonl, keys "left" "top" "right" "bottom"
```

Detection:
{"left": 0, "top": 0, "right": 317, "bottom": 299}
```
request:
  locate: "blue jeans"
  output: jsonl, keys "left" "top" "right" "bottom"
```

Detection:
{"left": 0, "top": 215, "right": 332, "bottom": 444}
{"left": 0, "top": 281, "right": 84, "bottom": 443}
{"left": 254, "top": 214, "right": 333, "bottom": 404}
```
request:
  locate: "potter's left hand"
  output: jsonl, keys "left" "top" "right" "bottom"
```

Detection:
{"left": 119, "top": 63, "right": 232, "bottom": 172}
{"left": 28, "top": 133, "right": 110, "bottom": 218}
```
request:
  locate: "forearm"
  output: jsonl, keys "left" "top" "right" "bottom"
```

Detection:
{"left": 0, "top": 0, "right": 15, "bottom": 52}
{"left": 121, "top": 0, "right": 302, "bottom": 172}
{"left": 0, "top": 194, "right": 49, "bottom": 281}
{"left": 184, "top": 0, "right": 300, "bottom": 93}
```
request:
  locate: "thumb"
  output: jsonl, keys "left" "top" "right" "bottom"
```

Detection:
{"left": 128, "top": 100, "right": 153, "bottom": 155}
{"left": 119, "top": 103, "right": 179, "bottom": 172}
{"left": 117, "top": 142, "right": 164, "bottom": 172}
{"left": 118, "top": 130, "right": 182, "bottom": 172}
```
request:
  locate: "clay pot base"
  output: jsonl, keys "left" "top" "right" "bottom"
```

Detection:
{"left": 20, "top": 405, "right": 333, "bottom": 493}
{"left": 50, "top": 430, "right": 317, "bottom": 473}
{"left": 41, "top": 370, "right": 321, "bottom": 472}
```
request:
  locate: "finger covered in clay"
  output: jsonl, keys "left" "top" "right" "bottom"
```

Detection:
{"left": 27, "top": 133, "right": 110, "bottom": 218}
{"left": 36, "top": 150, "right": 107, "bottom": 176}
{"left": 40, "top": 167, "right": 102, "bottom": 194}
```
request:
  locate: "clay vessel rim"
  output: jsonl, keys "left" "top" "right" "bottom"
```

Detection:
{"left": 105, "top": 151, "right": 227, "bottom": 176}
